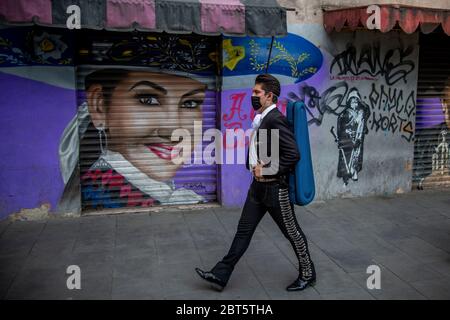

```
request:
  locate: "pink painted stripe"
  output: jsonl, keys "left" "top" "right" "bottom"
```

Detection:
{"left": 106, "top": 0, "right": 156, "bottom": 29}
{"left": 200, "top": 0, "right": 245, "bottom": 34}
{"left": 0, "top": 0, "right": 51, "bottom": 24}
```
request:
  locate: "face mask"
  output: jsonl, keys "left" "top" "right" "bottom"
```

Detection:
{"left": 251, "top": 95, "right": 263, "bottom": 111}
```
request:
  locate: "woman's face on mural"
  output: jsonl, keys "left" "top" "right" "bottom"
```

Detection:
{"left": 88, "top": 71, "right": 205, "bottom": 181}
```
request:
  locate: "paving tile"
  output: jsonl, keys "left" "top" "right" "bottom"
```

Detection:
{"left": 425, "top": 259, "right": 450, "bottom": 278}
{"left": 311, "top": 261, "right": 362, "bottom": 295}
{"left": 410, "top": 278, "right": 450, "bottom": 300}
{"left": 5, "top": 264, "right": 70, "bottom": 300}
{"left": 150, "top": 212, "right": 185, "bottom": 225}
{"left": 387, "top": 236, "right": 450, "bottom": 264}
{"left": 0, "top": 253, "right": 28, "bottom": 299}
{"left": 0, "top": 219, "right": 12, "bottom": 237}
{"left": 114, "top": 236, "right": 157, "bottom": 259}
{"left": 324, "top": 248, "right": 377, "bottom": 273}
{"left": 72, "top": 234, "right": 115, "bottom": 255}
{"left": 156, "top": 261, "right": 218, "bottom": 297}
{"left": 113, "top": 254, "right": 158, "bottom": 278}
{"left": 188, "top": 224, "right": 231, "bottom": 248}
{"left": 347, "top": 265, "right": 427, "bottom": 300}
{"left": 0, "top": 221, "right": 46, "bottom": 257}
{"left": 320, "top": 286, "right": 375, "bottom": 300}
{"left": 155, "top": 239, "right": 202, "bottom": 265}
{"left": 66, "top": 271, "right": 113, "bottom": 300}
{"left": 2, "top": 190, "right": 450, "bottom": 300}
{"left": 112, "top": 276, "right": 164, "bottom": 299}
{"left": 373, "top": 253, "right": 444, "bottom": 283}
{"left": 184, "top": 210, "right": 222, "bottom": 226}
{"left": 151, "top": 223, "right": 193, "bottom": 245}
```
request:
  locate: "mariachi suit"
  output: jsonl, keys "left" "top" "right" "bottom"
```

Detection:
{"left": 211, "top": 106, "right": 316, "bottom": 285}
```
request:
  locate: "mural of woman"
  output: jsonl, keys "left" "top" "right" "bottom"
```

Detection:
{"left": 58, "top": 66, "right": 210, "bottom": 210}
{"left": 56, "top": 33, "right": 218, "bottom": 211}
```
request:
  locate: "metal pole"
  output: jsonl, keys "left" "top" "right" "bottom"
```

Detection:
{"left": 265, "top": 36, "right": 274, "bottom": 74}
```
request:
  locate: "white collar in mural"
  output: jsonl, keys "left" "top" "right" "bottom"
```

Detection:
{"left": 97, "top": 150, "right": 205, "bottom": 205}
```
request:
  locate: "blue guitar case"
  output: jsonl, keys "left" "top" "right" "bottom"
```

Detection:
{"left": 286, "top": 101, "right": 315, "bottom": 206}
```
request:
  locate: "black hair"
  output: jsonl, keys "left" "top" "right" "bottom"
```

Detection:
{"left": 255, "top": 73, "right": 281, "bottom": 104}
{"left": 84, "top": 68, "right": 130, "bottom": 106}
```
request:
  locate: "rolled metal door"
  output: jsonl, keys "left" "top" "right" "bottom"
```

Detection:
{"left": 75, "top": 31, "right": 219, "bottom": 211}
{"left": 413, "top": 31, "right": 450, "bottom": 190}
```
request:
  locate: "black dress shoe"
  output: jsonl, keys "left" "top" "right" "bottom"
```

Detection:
{"left": 195, "top": 268, "right": 226, "bottom": 291}
{"left": 286, "top": 276, "right": 316, "bottom": 291}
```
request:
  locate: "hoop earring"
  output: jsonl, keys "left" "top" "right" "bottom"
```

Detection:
{"left": 98, "top": 125, "right": 108, "bottom": 155}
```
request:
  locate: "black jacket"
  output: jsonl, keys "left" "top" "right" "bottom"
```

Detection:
{"left": 246, "top": 107, "right": 300, "bottom": 178}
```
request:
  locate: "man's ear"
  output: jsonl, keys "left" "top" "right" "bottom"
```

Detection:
{"left": 86, "top": 84, "right": 107, "bottom": 128}
{"left": 269, "top": 92, "right": 275, "bottom": 105}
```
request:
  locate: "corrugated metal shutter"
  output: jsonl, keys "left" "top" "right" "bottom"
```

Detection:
{"left": 75, "top": 31, "right": 219, "bottom": 211}
{"left": 413, "top": 31, "right": 450, "bottom": 190}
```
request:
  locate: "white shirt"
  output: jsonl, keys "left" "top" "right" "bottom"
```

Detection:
{"left": 249, "top": 104, "right": 277, "bottom": 170}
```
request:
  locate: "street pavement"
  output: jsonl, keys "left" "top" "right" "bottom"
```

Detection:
{"left": 0, "top": 189, "right": 449, "bottom": 300}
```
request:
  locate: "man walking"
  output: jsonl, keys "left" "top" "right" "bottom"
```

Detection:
{"left": 195, "top": 74, "right": 316, "bottom": 291}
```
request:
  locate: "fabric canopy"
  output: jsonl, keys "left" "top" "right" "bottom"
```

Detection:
{"left": 0, "top": 0, "right": 287, "bottom": 37}
{"left": 323, "top": 4, "right": 450, "bottom": 36}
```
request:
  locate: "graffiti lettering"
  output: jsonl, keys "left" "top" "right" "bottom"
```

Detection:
{"left": 370, "top": 112, "right": 414, "bottom": 142}
{"left": 222, "top": 93, "right": 252, "bottom": 149}
{"left": 369, "top": 83, "right": 415, "bottom": 117}
{"left": 330, "top": 43, "right": 415, "bottom": 85}
{"left": 182, "top": 183, "right": 210, "bottom": 192}
{"left": 223, "top": 93, "right": 249, "bottom": 129}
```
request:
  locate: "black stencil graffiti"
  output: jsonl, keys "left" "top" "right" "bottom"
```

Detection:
{"left": 330, "top": 88, "right": 370, "bottom": 186}
{"left": 330, "top": 43, "right": 416, "bottom": 86}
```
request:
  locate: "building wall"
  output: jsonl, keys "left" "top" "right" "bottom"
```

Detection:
{"left": 0, "top": 27, "right": 78, "bottom": 220}
{"left": 220, "top": 22, "right": 419, "bottom": 206}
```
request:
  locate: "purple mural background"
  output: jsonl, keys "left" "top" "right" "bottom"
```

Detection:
{"left": 0, "top": 72, "right": 76, "bottom": 219}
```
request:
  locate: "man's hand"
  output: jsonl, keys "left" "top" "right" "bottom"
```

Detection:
{"left": 252, "top": 160, "right": 265, "bottom": 178}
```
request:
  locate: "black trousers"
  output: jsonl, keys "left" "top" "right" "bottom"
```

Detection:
{"left": 211, "top": 179, "right": 315, "bottom": 285}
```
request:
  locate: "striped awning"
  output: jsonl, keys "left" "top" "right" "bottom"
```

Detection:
{"left": 323, "top": 4, "right": 450, "bottom": 36}
{"left": 0, "top": 0, "right": 287, "bottom": 37}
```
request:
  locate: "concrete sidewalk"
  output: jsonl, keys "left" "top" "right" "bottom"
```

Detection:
{"left": 0, "top": 189, "right": 449, "bottom": 300}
